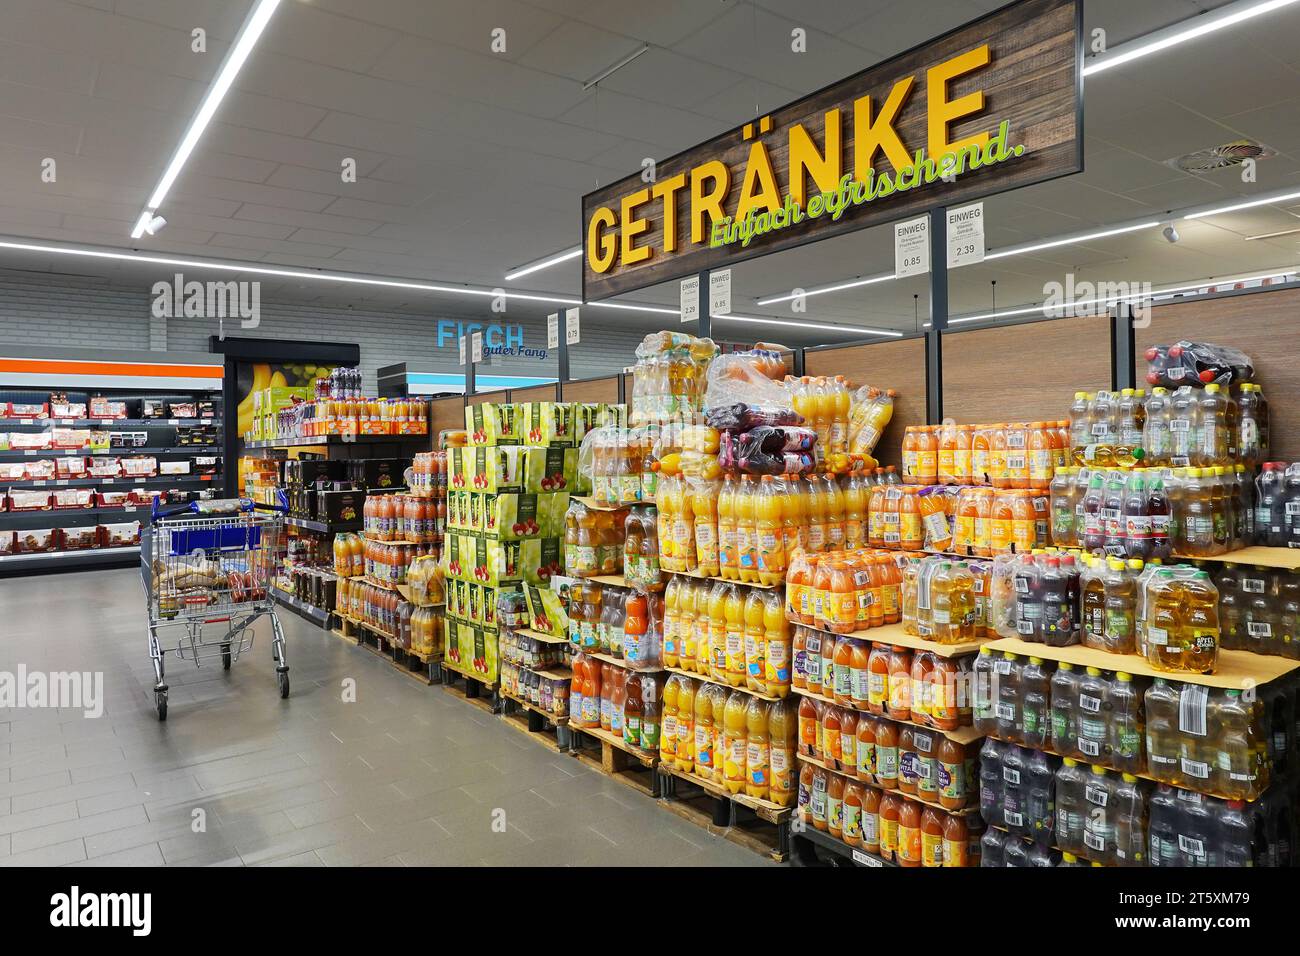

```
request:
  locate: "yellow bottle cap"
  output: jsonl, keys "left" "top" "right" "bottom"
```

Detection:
{"left": 1091, "top": 764, "right": 1107, "bottom": 774}
{"left": 1107, "top": 557, "right": 1125, "bottom": 570}
{"left": 1086, "top": 666, "right": 1102, "bottom": 676}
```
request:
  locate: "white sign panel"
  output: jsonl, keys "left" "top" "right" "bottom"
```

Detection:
{"left": 709, "top": 269, "right": 731, "bottom": 316}
{"left": 547, "top": 313, "right": 559, "bottom": 350}
{"left": 565, "top": 307, "right": 580, "bottom": 345}
{"left": 946, "top": 202, "right": 985, "bottom": 269}
{"left": 680, "top": 276, "right": 700, "bottom": 324}
{"left": 458, "top": 335, "right": 466, "bottom": 366}
{"left": 894, "top": 216, "right": 930, "bottom": 278}
{"left": 471, "top": 331, "right": 483, "bottom": 364}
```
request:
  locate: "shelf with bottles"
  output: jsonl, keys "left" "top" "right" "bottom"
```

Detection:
{"left": 796, "top": 750, "right": 979, "bottom": 817}
{"left": 657, "top": 759, "right": 792, "bottom": 821}
{"left": 792, "top": 820, "right": 899, "bottom": 867}
{"left": 1175, "top": 546, "right": 1300, "bottom": 571}
{"left": 985, "top": 824, "right": 1109, "bottom": 867}
{"left": 577, "top": 646, "right": 663, "bottom": 671}
{"left": 573, "top": 721, "right": 660, "bottom": 766}
{"left": 666, "top": 567, "right": 780, "bottom": 589}
{"left": 799, "top": 621, "right": 987, "bottom": 659}
{"left": 512, "top": 625, "right": 569, "bottom": 646}
{"left": 985, "top": 636, "right": 1299, "bottom": 690}
{"left": 790, "top": 684, "right": 985, "bottom": 744}
{"left": 572, "top": 495, "right": 636, "bottom": 511}
{"left": 663, "top": 665, "right": 785, "bottom": 702}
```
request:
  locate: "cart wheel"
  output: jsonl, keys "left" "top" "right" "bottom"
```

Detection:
{"left": 155, "top": 690, "right": 168, "bottom": 721}
{"left": 277, "top": 671, "right": 290, "bottom": 699}
{"left": 222, "top": 644, "right": 232, "bottom": 670}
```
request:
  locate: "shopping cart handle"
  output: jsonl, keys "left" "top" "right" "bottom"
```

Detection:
{"left": 152, "top": 499, "right": 197, "bottom": 520}
{"left": 252, "top": 489, "right": 291, "bottom": 514}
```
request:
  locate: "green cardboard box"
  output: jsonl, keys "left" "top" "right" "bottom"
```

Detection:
{"left": 465, "top": 402, "right": 523, "bottom": 446}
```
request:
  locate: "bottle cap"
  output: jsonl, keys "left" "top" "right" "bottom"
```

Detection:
{"left": 1063, "top": 757, "right": 1077, "bottom": 767}
{"left": 1122, "top": 773, "right": 1138, "bottom": 783}
{"left": 1091, "top": 764, "right": 1107, "bottom": 774}
{"left": 1086, "top": 666, "right": 1102, "bottom": 676}
{"left": 1126, "top": 559, "right": 1144, "bottom": 571}
{"left": 1116, "top": 672, "right": 1132, "bottom": 682}
{"left": 1107, "top": 556, "right": 1125, "bottom": 570}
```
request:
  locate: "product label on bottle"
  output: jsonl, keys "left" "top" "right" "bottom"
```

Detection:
{"left": 1178, "top": 834, "right": 1206, "bottom": 858}
{"left": 1169, "top": 418, "right": 1191, "bottom": 432}
{"left": 1247, "top": 621, "right": 1273, "bottom": 638}
{"left": 1077, "top": 737, "right": 1100, "bottom": 757}
{"left": 1003, "top": 809, "right": 1024, "bottom": 828}
{"left": 1180, "top": 757, "right": 1210, "bottom": 779}
{"left": 1003, "top": 766, "right": 1021, "bottom": 785}
{"left": 1084, "top": 829, "right": 1106, "bottom": 853}
{"left": 1085, "top": 783, "right": 1109, "bottom": 807}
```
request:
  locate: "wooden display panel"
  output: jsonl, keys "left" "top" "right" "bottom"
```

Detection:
{"left": 942, "top": 314, "right": 1109, "bottom": 424}
{"left": 803, "top": 336, "right": 926, "bottom": 470}
{"left": 508, "top": 383, "right": 560, "bottom": 403}
{"left": 1135, "top": 286, "right": 1299, "bottom": 460}
{"left": 466, "top": 390, "right": 505, "bottom": 407}
{"left": 428, "top": 395, "right": 465, "bottom": 440}
{"left": 561, "top": 375, "right": 619, "bottom": 404}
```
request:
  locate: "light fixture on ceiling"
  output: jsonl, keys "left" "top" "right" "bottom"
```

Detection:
{"left": 129, "top": 0, "right": 283, "bottom": 239}
{"left": 1244, "top": 226, "right": 1300, "bottom": 241}
{"left": 504, "top": 246, "right": 582, "bottom": 281}
{"left": 1183, "top": 187, "right": 1300, "bottom": 220}
{"left": 582, "top": 43, "right": 651, "bottom": 91}
{"left": 712, "top": 312, "right": 903, "bottom": 337}
{"left": 983, "top": 221, "right": 1161, "bottom": 260}
{"left": 1162, "top": 222, "right": 1180, "bottom": 244}
{"left": 1082, "top": 0, "right": 1300, "bottom": 76}
{"left": 756, "top": 272, "right": 896, "bottom": 306}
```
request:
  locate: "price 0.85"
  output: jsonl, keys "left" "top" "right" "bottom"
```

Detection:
{"left": 902, "top": 254, "right": 924, "bottom": 268}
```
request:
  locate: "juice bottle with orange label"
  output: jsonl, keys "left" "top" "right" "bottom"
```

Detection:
{"left": 829, "top": 560, "right": 858, "bottom": 636}
{"left": 917, "top": 425, "right": 939, "bottom": 484}
{"left": 1005, "top": 421, "right": 1030, "bottom": 489}
{"left": 989, "top": 490, "right": 1015, "bottom": 555}
{"left": 843, "top": 470, "right": 867, "bottom": 549}
{"left": 755, "top": 475, "right": 785, "bottom": 586}
{"left": 1011, "top": 490, "right": 1037, "bottom": 553}
{"left": 823, "top": 474, "right": 846, "bottom": 551}
{"left": 798, "top": 694, "right": 820, "bottom": 757}
{"left": 921, "top": 807, "right": 945, "bottom": 867}
{"left": 919, "top": 487, "right": 953, "bottom": 553}
{"left": 811, "top": 556, "right": 833, "bottom": 634}
{"left": 822, "top": 700, "right": 843, "bottom": 767}
{"left": 897, "top": 799, "right": 922, "bottom": 867}
{"left": 955, "top": 424, "right": 973, "bottom": 485}
{"left": 972, "top": 425, "right": 992, "bottom": 486}
{"left": 768, "top": 698, "right": 796, "bottom": 807}
{"left": 723, "top": 583, "right": 746, "bottom": 686}
{"left": 717, "top": 475, "right": 737, "bottom": 580}
{"left": 974, "top": 488, "right": 994, "bottom": 557}
{"left": 1029, "top": 421, "right": 1055, "bottom": 490}
{"left": 691, "top": 478, "right": 720, "bottom": 576}
{"left": 867, "top": 643, "right": 889, "bottom": 714}
{"left": 953, "top": 489, "right": 977, "bottom": 556}
{"left": 762, "top": 589, "right": 791, "bottom": 695}
{"left": 743, "top": 588, "right": 766, "bottom": 694}
{"left": 744, "top": 697, "right": 770, "bottom": 800}
{"left": 887, "top": 645, "right": 912, "bottom": 720}
{"left": 880, "top": 555, "right": 903, "bottom": 624}
{"left": 989, "top": 425, "right": 1010, "bottom": 489}
{"left": 937, "top": 422, "right": 958, "bottom": 484}
{"left": 735, "top": 475, "right": 758, "bottom": 584}
{"left": 805, "top": 474, "right": 827, "bottom": 553}
{"left": 723, "top": 690, "right": 748, "bottom": 794}
{"left": 707, "top": 582, "right": 728, "bottom": 679}
{"left": 778, "top": 474, "right": 803, "bottom": 560}
{"left": 867, "top": 481, "right": 887, "bottom": 548}
{"left": 786, "top": 550, "right": 811, "bottom": 625}
{"left": 899, "top": 488, "right": 923, "bottom": 551}
{"left": 901, "top": 426, "right": 920, "bottom": 485}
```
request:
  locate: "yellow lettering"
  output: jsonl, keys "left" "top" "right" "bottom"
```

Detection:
{"left": 853, "top": 77, "right": 914, "bottom": 178}
{"left": 586, "top": 206, "right": 617, "bottom": 274}
{"left": 620, "top": 188, "right": 653, "bottom": 266}
{"left": 927, "top": 44, "right": 990, "bottom": 159}
{"left": 735, "top": 140, "right": 782, "bottom": 221}
{"left": 788, "top": 108, "right": 842, "bottom": 208}
{"left": 690, "top": 160, "right": 730, "bottom": 245}
{"left": 650, "top": 172, "right": 688, "bottom": 253}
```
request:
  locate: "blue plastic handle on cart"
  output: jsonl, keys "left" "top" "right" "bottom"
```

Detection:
{"left": 151, "top": 497, "right": 258, "bottom": 520}
{"left": 252, "top": 489, "right": 291, "bottom": 514}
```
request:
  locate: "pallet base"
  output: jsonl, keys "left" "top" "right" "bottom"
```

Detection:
{"left": 335, "top": 615, "right": 441, "bottom": 685}
{"left": 657, "top": 763, "right": 793, "bottom": 862}
{"left": 569, "top": 725, "right": 660, "bottom": 797}
{"left": 499, "top": 691, "right": 569, "bottom": 751}
{"left": 440, "top": 661, "right": 500, "bottom": 714}
{"left": 791, "top": 822, "right": 897, "bottom": 867}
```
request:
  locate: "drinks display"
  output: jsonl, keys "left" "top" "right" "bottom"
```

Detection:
{"left": 564, "top": 499, "right": 628, "bottom": 578}
{"left": 629, "top": 331, "right": 717, "bottom": 426}
{"left": 1215, "top": 563, "right": 1300, "bottom": 659}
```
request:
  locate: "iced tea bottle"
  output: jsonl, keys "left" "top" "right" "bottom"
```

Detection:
{"left": 1004, "top": 422, "right": 1030, "bottom": 489}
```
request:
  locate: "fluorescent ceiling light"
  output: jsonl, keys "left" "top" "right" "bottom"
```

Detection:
{"left": 130, "top": 0, "right": 283, "bottom": 237}
{"left": 1244, "top": 227, "right": 1300, "bottom": 241}
{"left": 757, "top": 272, "right": 896, "bottom": 306}
{"left": 589, "top": 301, "right": 681, "bottom": 316}
{"left": 984, "top": 221, "right": 1160, "bottom": 259}
{"left": 505, "top": 246, "right": 582, "bottom": 281}
{"left": 1183, "top": 188, "right": 1300, "bottom": 220}
{"left": 583, "top": 43, "right": 650, "bottom": 91}
{"left": 1083, "top": 0, "right": 1300, "bottom": 76}
{"left": 712, "top": 312, "right": 903, "bottom": 337}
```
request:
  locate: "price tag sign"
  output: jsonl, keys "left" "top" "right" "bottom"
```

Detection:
{"left": 894, "top": 216, "right": 930, "bottom": 278}
{"left": 547, "top": 313, "right": 559, "bottom": 350}
{"left": 458, "top": 335, "right": 467, "bottom": 366}
{"left": 946, "top": 202, "right": 985, "bottom": 269}
{"left": 565, "top": 308, "right": 581, "bottom": 345}
{"left": 471, "top": 331, "right": 483, "bottom": 364}
{"left": 709, "top": 269, "right": 731, "bottom": 316}
{"left": 680, "top": 275, "right": 700, "bottom": 324}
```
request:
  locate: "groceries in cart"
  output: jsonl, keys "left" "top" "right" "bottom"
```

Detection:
{"left": 148, "top": 555, "right": 267, "bottom": 617}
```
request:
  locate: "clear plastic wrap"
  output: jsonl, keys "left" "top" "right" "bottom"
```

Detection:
{"left": 1144, "top": 340, "right": 1254, "bottom": 388}
{"left": 717, "top": 426, "right": 817, "bottom": 475}
{"left": 847, "top": 386, "right": 896, "bottom": 455}
{"left": 704, "top": 354, "right": 801, "bottom": 432}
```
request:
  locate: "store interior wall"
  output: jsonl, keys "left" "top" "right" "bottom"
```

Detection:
{"left": 0, "top": 268, "right": 646, "bottom": 391}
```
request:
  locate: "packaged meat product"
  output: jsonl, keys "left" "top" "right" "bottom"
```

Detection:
{"left": 142, "top": 399, "right": 165, "bottom": 418}
{"left": 52, "top": 488, "right": 94, "bottom": 509}
{"left": 56, "top": 456, "right": 88, "bottom": 478}
{"left": 51, "top": 428, "right": 90, "bottom": 449}
{"left": 129, "top": 488, "right": 162, "bottom": 507}
{"left": 122, "top": 457, "right": 158, "bottom": 477}
{"left": 89, "top": 396, "right": 128, "bottom": 419}
{"left": 88, "top": 457, "right": 122, "bottom": 478}
{"left": 160, "top": 460, "right": 191, "bottom": 475}
{"left": 0, "top": 462, "right": 29, "bottom": 481}
{"left": 25, "top": 459, "right": 56, "bottom": 480}
{"left": 9, "top": 489, "right": 52, "bottom": 511}
{"left": 168, "top": 401, "right": 197, "bottom": 418}
{"left": 10, "top": 431, "right": 52, "bottom": 450}
{"left": 9, "top": 402, "right": 48, "bottom": 419}
{"left": 97, "top": 489, "right": 131, "bottom": 507}
{"left": 15, "top": 529, "right": 57, "bottom": 553}
{"left": 50, "top": 401, "right": 87, "bottom": 418}
{"left": 193, "top": 456, "right": 220, "bottom": 476}
{"left": 101, "top": 522, "right": 141, "bottom": 547}
{"left": 109, "top": 431, "right": 148, "bottom": 448}
{"left": 62, "top": 526, "right": 98, "bottom": 550}
{"left": 0, "top": 530, "right": 14, "bottom": 554}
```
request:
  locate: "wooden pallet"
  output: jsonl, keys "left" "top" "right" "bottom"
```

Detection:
{"left": 499, "top": 690, "right": 571, "bottom": 752}
{"left": 656, "top": 761, "right": 794, "bottom": 862}
{"left": 336, "top": 615, "right": 442, "bottom": 685}
{"left": 440, "top": 659, "right": 500, "bottom": 714}
{"left": 569, "top": 724, "right": 660, "bottom": 797}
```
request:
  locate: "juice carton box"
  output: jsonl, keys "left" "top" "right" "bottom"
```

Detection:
{"left": 522, "top": 402, "right": 575, "bottom": 447}
{"left": 480, "top": 492, "right": 569, "bottom": 539}
{"left": 459, "top": 446, "right": 578, "bottom": 494}
{"left": 524, "top": 582, "right": 568, "bottom": 637}
{"left": 466, "top": 402, "right": 523, "bottom": 446}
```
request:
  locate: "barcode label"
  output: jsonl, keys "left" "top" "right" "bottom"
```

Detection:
{"left": 1084, "top": 830, "right": 1105, "bottom": 852}
{"left": 1242, "top": 578, "right": 1266, "bottom": 593}
{"left": 1014, "top": 576, "right": 1029, "bottom": 594}
{"left": 1169, "top": 419, "right": 1191, "bottom": 432}
{"left": 995, "top": 659, "right": 1012, "bottom": 675}
{"left": 1147, "top": 626, "right": 1168, "bottom": 646}
{"left": 1178, "top": 834, "right": 1205, "bottom": 856}
{"left": 1248, "top": 621, "right": 1273, "bottom": 638}
{"left": 1179, "top": 685, "right": 1208, "bottom": 736}
{"left": 1078, "top": 737, "right": 1100, "bottom": 757}
{"left": 1079, "top": 694, "right": 1101, "bottom": 714}
{"left": 1180, "top": 757, "right": 1210, "bottom": 779}
{"left": 1003, "top": 810, "right": 1024, "bottom": 827}
{"left": 851, "top": 848, "right": 884, "bottom": 868}
{"left": 1016, "top": 620, "right": 1035, "bottom": 635}
{"left": 1085, "top": 784, "right": 1109, "bottom": 807}
{"left": 1003, "top": 767, "right": 1022, "bottom": 785}
{"left": 914, "top": 733, "right": 933, "bottom": 753}
{"left": 996, "top": 703, "right": 1016, "bottom": 720}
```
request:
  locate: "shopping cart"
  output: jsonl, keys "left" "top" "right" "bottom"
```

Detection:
{"left": 140, "top": 494, "right": 290, "bottom": 721}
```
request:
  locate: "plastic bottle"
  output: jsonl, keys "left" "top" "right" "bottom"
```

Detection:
{"left": 1054, "top": 757, "right": 1087, "bottom": 854}
{"left": 1068, "top": 392, "right": 1092, "bottom": 465}
{"left": 972, "top": 646, "right": 997, "bottom": 736}
{"left": 660, "top": 674, "right": 679, "bottom": 764}
{"left": 1020, "top": 656, "right": 1052, "bottom": 749}
{"left": 744, "top": 697, "right": 770, "bottom": 800}
{"left": 674, "top": 676, "right": 696, "bottom": 771}
{"left": 994, "top": 652, "right": 1023, "bottom": 743}
{"left": 1050, "top": 662, "right": 1080, "bottom": 757}
{"left": 1147, "top": 471, "right": 1172, "bottom": 560}
{"left": 717, "top": 476, "right": 738, "bottom": 580}
{"left": 742, "top": 588, "right": 766, "bottom": 694}
{"left": 1101, "top": 556, "right": 1137, "bottom": 654}
{"left": 1255, "top": 462, "right": 1286, "bottom": 547}
{"left": 1196, "top": 383, "right": 1230, "bottom": 467}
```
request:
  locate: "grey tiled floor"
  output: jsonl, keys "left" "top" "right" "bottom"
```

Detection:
{"left": 0, "top": 568, "right": 769, "bottom": 867}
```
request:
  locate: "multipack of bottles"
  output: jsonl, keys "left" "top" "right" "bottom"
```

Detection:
{"left": 795, "top": 634, "right": 975, "bottom": 731}
{"left": 801, "top": 764, "right": 978, "bottom": 866}
{"left": 909, "top": 420, "right": 1069, "bottom": 488}
{"left": 629, "top": 331, "right": 717, "bottom": 426}
{"left": 1142, "top": 567, "right": 1220, "bottom": 673}
{"left": 625, "top": 504, "right": 664, "bottom": 589}
{"left": 1217, "top": 563, "right": 1300, "bottom": 659}
{"left": 785, "top": 375, "right": 851, "bottom": 472}
{"left": 500, "top": 626, "right": 565, "bottom": 671}
{"left": 660, "top": 674, "right": 797, "bottom": 806}
{"left": 662, "top": 576, "right": 792, "bottom": 697}
{"left": 362, "top": 493, "right": 443, "bottom": 545}
{"left": 405, "top": 555, "right": 444, "bottom": 606}
{"left": 565, "top": 579, "right": 663, "bottom": 670}
{"left": 498, "top": 661, "right": 569, "bottom": 719}
{"left": 797, "top": 696, "right": 977, "bottom": 807}
{"left": 582, "top": 425, "right": 660, "bottom": 505}
{"left": 571, "top": 655, "right": 662, "bottom": 752}
{"left": 563, "top": 499, "right": 627, "bottom": 578}
{"left": 784, "top": 550, "right": 902, "bottom": 635}
{"left": 408, "top": 450, "right": 448, "bottom": 499}
{"left": 988, "top": 552, "right": 1085, "bottom": 646}
{"left": 362, "top": 540, "right": 437, "bottom": 587}
{"left": 337, "top": 577, "right": 423, "bottom": 644}
{"left": 1254, "top": 461, "right": 1300, "bottom": 548}
{"left": 901, "top": 555, "right": 991, "bottom": 644}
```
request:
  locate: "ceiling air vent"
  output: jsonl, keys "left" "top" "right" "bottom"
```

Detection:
{"left": 1168, "top": 139, "right": 1275, "bottom": 173}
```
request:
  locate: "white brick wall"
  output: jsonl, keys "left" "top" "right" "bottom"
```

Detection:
{"left": 0, "top": 270, "right": 646, "bottom": 391}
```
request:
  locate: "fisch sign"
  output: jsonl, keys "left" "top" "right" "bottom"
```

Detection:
{"left": 581, "top": 0, "right": 1081, "bottom": 301}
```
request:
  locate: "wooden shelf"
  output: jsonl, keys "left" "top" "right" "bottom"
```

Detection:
{"left": 573, "top": 723, "right": 659, "bottom": 766}
{"left": 790, "top": 685, "right": 985, "bottom": 744}
{"left": 657, "top": 761, "right": 794, "bottom": 822}
{"left": 395, "top": 584, "right": 443, "bottom": 606}
{"left": 501, "top": 688, "right": 569, "bottom": 724}
{"left": 799, "top": 621, "right": 988, "bottom": 658}
{"left": 572, "top": 646, "right": 665, "bottom": 672}
{"left": 573, "top": 496, "right": 634, "bottom": 511}
{"left": 1174, "top": 546, "right": 1300, "bottom": 571}
{"left": 666, "top": 568, "right": 781, "bottom": 589}
{"left": 796, "top": 751, "right": 979, "bottom": 816}
{"left": 512, "top": 626, "right": 570, "bottom": 645}
{"left": 663, "top": 665, "right": 787, "bottom": 702}
{"left": 984, "top": 637, "right": 1300, "bottom": 690}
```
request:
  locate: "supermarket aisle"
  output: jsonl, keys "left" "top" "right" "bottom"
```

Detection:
{"left": 0, "top": 569, "right": 768, "bottom": 868}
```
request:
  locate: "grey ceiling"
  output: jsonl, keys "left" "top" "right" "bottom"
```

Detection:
{"left": 1, "top": 0, "right": 1299, "bottom": 345}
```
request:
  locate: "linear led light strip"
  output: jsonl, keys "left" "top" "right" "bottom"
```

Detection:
{"left": 131, "top": 0, "right": 283, "bottom": 238}
{"left": 931, "top": 268, "right": 1298, "bottom": 327}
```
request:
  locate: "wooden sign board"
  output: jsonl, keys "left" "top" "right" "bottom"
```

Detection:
{"left": 582, "top": 0, "right": 1082, "bottom": 301}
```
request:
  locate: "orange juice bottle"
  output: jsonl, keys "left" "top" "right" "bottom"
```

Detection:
{"left": 756, "top": 475, "right": 786, "bottom": 586}
{"left": 989, "top": 491, "right": 1015, "bottom": 554}
{"left": 954, "top": 424, "right": 973, "bottom": 485}
{"left": 899, "top": 489, "right": 923, "bottom": 551}
{"left": 805, "top": 474, "right": 828, "bottom": 553}
{"left": 901, "top": 427, "right": 920, "bottom": 485}
{"left": 677, "top": 677, "right": 697, "bottom": 772}
{"left": 1055, "top": 420, "right": 1071, "bottom": 469}
{"left": 822, "top": 473, "right": 846, "bottom": 551}
{"left": 953, "top": 489, "right": 977, "bottom": 555}
{"left": 691, "top": 479, "right": 720, "bottom": 577}
{"left": 1011, "top": 490, "right": 1037, "bottom": 554}
{"left": 811, "top": 557, "right": 833, "bottom": 632}
{"left": 723, "top": 691, "right": 748, "bottom": 794}
{"left": 971, "top": 425, "right": 992, "bottom": 486}
{"left": 745, "top": 697, "right": 771, "bottom": 800}
{"left": 974, "top": 488, "right": 994, "bottom": 557}
{"left": 762, "top": 590, "right": 791, "bottom": 695}
{"left": 937, "top": 422, "right": 958, "bottom": 485}
{"left": 723, "top": 583, "right": 746, "bottom": 687}
{"left": 660, "top": 675, "right": 679, "bottom": 763}
{"left": 768, "top": 698, "right": 796, "bottom": 807}
{"left": 662, "top": 574, "right": 681, "bottom": 668}
{"left": 1029, "top": 422, "right": 1054, "bottom": 491}
{"left": 775, "top": 475, "right": 801, "bottom": 564}
{"left": 743, "top": 588, "right": 767, "bottom": 693}
{"left": 843, "top": 471, "right": 867, "bottom": 549}
{"left": 867, "top": 481, "right": 887, "bottom": 548}
{"left": 786, "top": 550, "right": 811, "bottom": 624}
{"left": 707, "top": 582, "right": 728, "bottom": 679}
{"left": 830, "top": 375, "right": 851, "bottom": 458}
{"left": 1004, "top": 422, "right": 1030, "bottom": 489}
{"left": 919, "top": 488, "right": 954, "bottom": 553}
{"left": 882, "top": 486, "right": 902, "bottom": 549}
{"left": 717, "top": 476, "right": 738, "bottom": 580}
{"left": 678, "top": 578, "right": 698, "bottom": 672}
{"left": 989, "top": 424, "right": 1010, "bottom": 489}
{"left": 917, "top": 426, "right": 938, "bottom": 484}
{"left": 830, "top": 560, "right": 858, "bottom": 636}
{"left": 736, "top": 476, "right": 759, "bottom": 584}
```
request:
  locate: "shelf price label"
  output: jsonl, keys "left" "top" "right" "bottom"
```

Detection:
{"left": 471, "top": 331, "right": 483, "bottom": 364}
{"left": 946, "top": 202, "right": 985, "bottom": 269}
{"left": 894, "top": 216, "right": 930, "bottom": 279}
{"left": 680, "top": 275, "right": 700, "bottom": 324}
{"left": 565, "top": 307, "right": 581, "bottom": 345}
{"left": 708, "top": 269, "right": 731, "bottom": 316}
{"left": 458, "top": 335, "right": 467, "bottom": 366}
{"left": 547, "top": 313, "right": 559, "bottom": 350}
